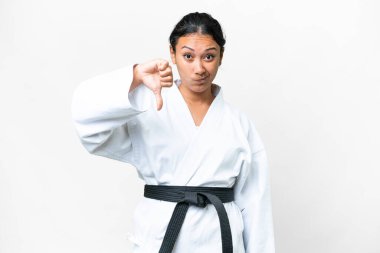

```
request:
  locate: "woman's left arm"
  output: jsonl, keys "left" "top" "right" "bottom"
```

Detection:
{"left": 234, "top": 121, "right": 275, "bottom": 253}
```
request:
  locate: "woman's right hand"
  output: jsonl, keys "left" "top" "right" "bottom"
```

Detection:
{"left": 130, "top": 59, "right": 173, "bottom": 111}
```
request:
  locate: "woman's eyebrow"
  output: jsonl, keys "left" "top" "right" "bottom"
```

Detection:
{"left": 181, "top": 46, "right": 194, "bottom": 51}
{"left": 181, "top": 46, "right": 217, "bottom": 52}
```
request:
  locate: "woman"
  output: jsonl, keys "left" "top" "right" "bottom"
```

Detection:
{"left": 72, "top": 12, "right": 275, "bottom": 253}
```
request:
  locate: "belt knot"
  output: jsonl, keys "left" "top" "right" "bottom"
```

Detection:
{"left": 182, "top": 191, "right": 207, "bottom": 207}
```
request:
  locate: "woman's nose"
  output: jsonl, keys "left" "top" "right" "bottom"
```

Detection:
{"left": 194, "top": 60, "right": 206, "bottom": 76}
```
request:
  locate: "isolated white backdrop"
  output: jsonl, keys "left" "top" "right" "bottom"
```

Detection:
{"left": 1, "top": 0, "right": 379, "bottom": 252}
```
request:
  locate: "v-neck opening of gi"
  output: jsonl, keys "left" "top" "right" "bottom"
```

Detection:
{"left": 173, "top": 80, "right": 220, "bottom": 130}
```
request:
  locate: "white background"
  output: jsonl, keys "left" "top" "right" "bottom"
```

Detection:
{"left": 1, "top": 0, "right": 379, "bottom": 252}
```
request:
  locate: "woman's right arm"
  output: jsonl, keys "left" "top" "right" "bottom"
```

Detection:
{"left": 71, "top": 60, "right": 173, "bottom": 164}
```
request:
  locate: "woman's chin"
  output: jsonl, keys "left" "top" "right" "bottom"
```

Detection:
{"left": 190, "top": 83, "right": 212, "bottom": 93}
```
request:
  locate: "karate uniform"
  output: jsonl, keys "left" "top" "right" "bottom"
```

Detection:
{"left": 71, "top": 65, "right": 275, "bottom": 253}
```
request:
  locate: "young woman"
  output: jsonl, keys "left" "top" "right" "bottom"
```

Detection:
{"left": 72, "top": 12, "right": 275, "bottom": 253}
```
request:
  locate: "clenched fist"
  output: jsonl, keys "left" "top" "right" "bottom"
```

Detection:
{"left": 130, "top": 59, "right": 173, "bottom": 111}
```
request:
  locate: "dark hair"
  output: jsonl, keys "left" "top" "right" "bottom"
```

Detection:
{"left": 169, "top": 12, "right": 226, "bottom": 55}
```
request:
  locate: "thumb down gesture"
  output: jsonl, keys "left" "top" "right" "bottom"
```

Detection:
{"left": 131, "top": 59, "right": 173, "bottom": 111}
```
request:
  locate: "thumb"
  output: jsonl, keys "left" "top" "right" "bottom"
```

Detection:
{"left": 153, "top": 87, "right": 163, "bottom": 111}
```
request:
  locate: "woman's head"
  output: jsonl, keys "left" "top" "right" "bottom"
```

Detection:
{"left": 169, "top": 12, "right": 226, "bottom": 94}
{"left": 169, "top": 12, "right": 226, "bottom": 56}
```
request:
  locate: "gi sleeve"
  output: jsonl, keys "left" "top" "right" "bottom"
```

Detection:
{"left": 71, "top": 64, "right": 154, "bottom": 164}
{"left": 234, "top": 120, "right": 275, "bottom": 253}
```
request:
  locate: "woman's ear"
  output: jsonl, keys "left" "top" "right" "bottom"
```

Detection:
{"left": 219, "top": 48, "right": 224, "bottom": 66}
{"left": 170, "top": 46, "right": 176, "bottom": 64}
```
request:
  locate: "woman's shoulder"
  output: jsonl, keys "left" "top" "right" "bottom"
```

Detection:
{"left": 223, "top": 100, "right": 254, "bottom": 128}
{"left": 222, "top": 100, "right": 264, "bottom": 150}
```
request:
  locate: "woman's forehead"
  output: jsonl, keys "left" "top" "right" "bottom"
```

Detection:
{"left": 176, "top": 33, "right": 219, "bottom": 51}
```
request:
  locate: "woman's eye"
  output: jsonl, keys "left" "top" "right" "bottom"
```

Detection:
{"left": 184, "top": 54, "right": 192, "bottom": 60}
{"left": 205, "top": 54, "right": 215, "bottom": 61}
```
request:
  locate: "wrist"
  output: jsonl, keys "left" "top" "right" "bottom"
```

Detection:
{"left": 130, "top": 64, "right": 141, "bottom": 92}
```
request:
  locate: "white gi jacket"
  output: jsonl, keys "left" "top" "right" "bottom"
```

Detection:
{"left": 71, "top": 65, "right": 275, "bottom": 253}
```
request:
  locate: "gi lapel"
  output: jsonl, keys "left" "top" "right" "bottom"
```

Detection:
{"left": 171, "top": 80, "right": 225, "bottom": 185}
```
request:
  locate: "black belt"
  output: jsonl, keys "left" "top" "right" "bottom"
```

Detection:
{"left": 144, "top": 185, "right": 234, "bottom": 253}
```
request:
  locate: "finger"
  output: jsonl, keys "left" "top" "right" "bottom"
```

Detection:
{"left": 161, "top": 81, "right": 173, "bottom": 87}
{"left": 159, "top": 66, "right": 172, "bottom": 78}
{"left": 157, "top": 60, "right": 169, "bottom": 71}
{"left": 160, "top": 75, "right": 173, "bottom": 84}
{"left": 153, "top": 87, "right": 163, "bottom": 111}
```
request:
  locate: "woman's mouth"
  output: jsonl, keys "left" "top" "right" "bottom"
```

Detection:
{"left": 194, "top": 76, "right": 208, "bottom": 83}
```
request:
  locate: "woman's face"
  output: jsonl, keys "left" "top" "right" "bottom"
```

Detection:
{"left": 170, "top": 33, "right": 223, "bottom": 94}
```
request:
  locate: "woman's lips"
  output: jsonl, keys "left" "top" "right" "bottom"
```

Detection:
{"left": 194, "top": 76, "right": 208, "bottom": 83}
